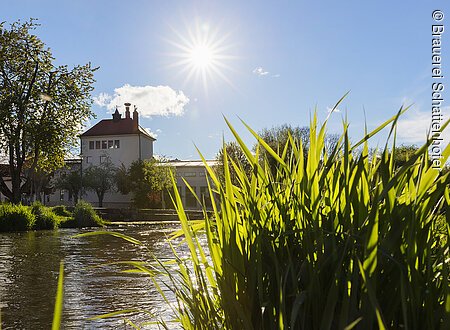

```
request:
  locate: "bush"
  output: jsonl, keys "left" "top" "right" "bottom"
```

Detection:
{"left": 72, "top": 200, "right": 104, "bottom": 227}
{"left": 31, "top": 202, "right": 61, "bottom": 230}
{"left": 0, "top": 203, "right": 36, "bottom": 232}
{"left": 153, "top": 110, "right": 450, "bottom": 329}
{"left": 52, "top": 205, "right": 72, "bottom": 217}
{"left": 58, "top": 217, "right": 77, "bottom": 228}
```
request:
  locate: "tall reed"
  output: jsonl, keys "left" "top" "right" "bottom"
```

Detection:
{"left": 157, "top": 107, "right": 449, "bottom": 330}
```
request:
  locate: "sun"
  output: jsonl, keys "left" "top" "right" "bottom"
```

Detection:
{"left": 166, "top": 20, "right": 236, "bottom": 93}
{"left": 189, "top": 44, "right": 214, "bottom": 70}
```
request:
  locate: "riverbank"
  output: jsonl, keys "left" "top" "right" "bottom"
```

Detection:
{"left": 94, "top": 207, "right": 206, "bottom": 222}
{"left": 0, "top": 201, "right": 206, "bottom": 232}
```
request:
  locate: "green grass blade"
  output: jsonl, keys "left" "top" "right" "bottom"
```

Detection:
{"left": 51, "top": 261, "right": 64, "bottom": 330}
{"left": 73, "top": 231, "right": 143, "bottom": 245}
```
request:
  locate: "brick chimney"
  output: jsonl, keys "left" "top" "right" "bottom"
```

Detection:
{"left": 133, "top": 105, "right": 139, "bottom": 129}
{"left": 112, "top": 106, "right": 121, "bottom": 122}
{"left": 124, "top": 102, "right": 131, "bottom": 119}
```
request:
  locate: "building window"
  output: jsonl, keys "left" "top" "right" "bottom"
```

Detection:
{"left": 102, "top": 140, "right": 107, "bottom": 149}
{"left": 100, "top": 156, "right": 108, "bottom": 163}
{"left": 114, "top": 140, "right": 120, "bottom": 148}
{"left": 89, "top": 141, "right": 94, "bottom": 149}
{"left": 108, "top": 140, "right": 113, "bottom": 149}
{"left": 86, "top": 156, "right": 92, "bottom": 164}
{"left": 95, "top": 141, "right": 101, "bottom": 149}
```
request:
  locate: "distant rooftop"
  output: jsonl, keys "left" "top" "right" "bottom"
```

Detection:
{"left": 167, "top": 160, "right": 218, "bottom": 167}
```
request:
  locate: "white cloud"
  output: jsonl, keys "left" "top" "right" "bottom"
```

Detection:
{"left": 397, "top": 107, "right": 449, "bottom": 145}
{"left": 253, "top": 67, "right": 280, "bottom": 78}
{"left": 327, "top": 106, "right": 341, "bottom": 113}
{"left": 253, "top": 67, "right": 269, "bottom": 76}
{"left": 93, "top": 92, "right": 112, "bottom": 107}
{"left": 94, "top": 84, "right": 189, "bottom": 118}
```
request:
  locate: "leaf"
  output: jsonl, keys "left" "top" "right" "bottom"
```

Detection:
{"left": 51, "top": 261, "right": 64, "bottom": 330}
{"left": 73, "top": 231, "right": 143, "bottom": 245}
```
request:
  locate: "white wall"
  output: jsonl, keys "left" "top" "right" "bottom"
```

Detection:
{"left": 139, "top": 135, "right": 154, "bottom": 160}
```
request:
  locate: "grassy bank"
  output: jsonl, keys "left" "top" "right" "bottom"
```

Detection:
{"left": 0, "top": 200, "right": 104, "bottom": 232}
{"left": 152, "top": 109, "right": 449, "bottom": 329}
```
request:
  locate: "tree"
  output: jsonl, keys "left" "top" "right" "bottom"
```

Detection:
{"left": 83, "top": 161, "right": 116, "bottom": 207}
{"left": 115, "top": 164, "right": 131, "bottom": 195}
{"left": 392, "top": 144, "right": 419, "bottom": 167}
{"left": 0, "top": 19, "right": 96, "bottom": 203}
{"left": 215, "top": 141, "right": 252, "bottom": 186}
{"left": 54, "top": 169, "right": 82, "bottom": 205}
{"left": 116, "top": 159, "right": 173, "bottom": 208}
{"left": 257, "top": 124, "right": 339, "bottom": 173}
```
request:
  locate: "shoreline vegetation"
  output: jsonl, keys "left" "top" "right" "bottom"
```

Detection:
{"left": 0, "top": 200, "right": 105, "bottom": 231}
{"left": 84, "top": 109, "right": 449, "bottom": 329}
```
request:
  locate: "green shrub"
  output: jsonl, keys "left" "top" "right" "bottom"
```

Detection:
{"left": 58, "top": 217, "right": 77, "bottom": 228}
{"left": 0, "top": 203, "right": 36, "bottom": 232}
{"left": 31, "top": 202, "right": 61, "bottom": 230}
{"left": 51, "top": 205, "right": 72, "bottom": 217}
{"left": 151, "top": 109, "right": 450, "bottom": 329}
{"left": 73, "top": 200, "right": 104, "bottom": 227}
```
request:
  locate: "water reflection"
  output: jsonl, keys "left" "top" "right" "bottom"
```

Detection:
{"left": 0, "top": 224, "right": 180, "bottom": 329}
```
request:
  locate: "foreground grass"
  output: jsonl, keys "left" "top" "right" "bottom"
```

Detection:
{"left": 153, "top": 108, "right": 450, "bottom": 329}
{"left": 71, "top": 107, "right": 449, "bottom": 329}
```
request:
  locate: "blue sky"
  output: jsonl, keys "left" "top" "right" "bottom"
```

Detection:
{"left": 3, "top": 0, "right": 449, "bottom": 159}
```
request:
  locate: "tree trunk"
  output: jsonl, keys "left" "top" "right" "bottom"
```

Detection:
{"left": 97, "top": 191, "right": 104, "bottom": 207}
{"left": 11, "top": 175, "right": 22, "bottom": 204}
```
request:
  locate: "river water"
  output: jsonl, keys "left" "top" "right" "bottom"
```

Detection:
{"left": 0, "top": 224, "right": 182, "bottom": 329}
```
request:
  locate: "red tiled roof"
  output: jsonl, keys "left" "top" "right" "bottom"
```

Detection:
{"left": 80, "top": 118, "right": 155, "bottom": 140}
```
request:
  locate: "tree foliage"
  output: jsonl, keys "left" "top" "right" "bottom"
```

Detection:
{"left": 257, "top": 124, "right": 340, "bottom": 172}
{"left": 116, "top": 159, "right": 173, "bottom": 208}
{"left": 53, "top": 168, "right": 82, "bottom": 205}
{"left": 0, "top": 19, "right": 97, "bottom": 203}
{"left": 215, "top": 141, "right": 252, "bottom": 186}
{"left": 392, "top": 144, "right": 419, "bottom": 167}
{"left": 83, "top": 160, "right": 116, "bottom": 207}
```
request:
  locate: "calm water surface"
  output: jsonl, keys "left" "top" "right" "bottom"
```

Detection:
{"left": 0, "top": 224, "right": 182, "bottom": 329}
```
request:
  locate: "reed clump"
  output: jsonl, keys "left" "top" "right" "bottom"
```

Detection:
{"left": 157, "top": 108, "right": 449, "bottom": 330}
